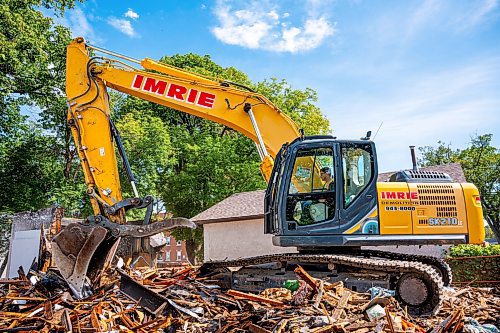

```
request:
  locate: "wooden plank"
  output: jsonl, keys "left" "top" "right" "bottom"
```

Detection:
{"left": 248, "top": 323, "right": 272, "bottom": 333}
{"left": 332, "top": 290, "right": 351, "bottom": 320}
{"left": 294, "top": 265, "right": 318, "bottom": 292}
{"left": 227, "top": 290, "right": 284, "bottom": 307}
{"left": 385, "top": 308, "right": 396, "bottom": 333}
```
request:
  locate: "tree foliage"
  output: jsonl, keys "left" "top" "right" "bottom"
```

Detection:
{"left": 0, "top": 3, "right": 331, "bottom": 262}
{"left": 112, "top": 53, "right": 330, "bottom": 261}
{"left": 419, "top": 134, "right": 499, "bottom": 211}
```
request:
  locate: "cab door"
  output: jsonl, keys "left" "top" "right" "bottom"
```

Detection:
{"left": 281, "top": 141, "right": 341, "bottom": 234}
{"left": 338, "top": 142, "right": 379, "bottom": 234}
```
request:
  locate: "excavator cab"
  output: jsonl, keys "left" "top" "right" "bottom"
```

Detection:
{"left": 265, "top": 136, "right": 379, "bottom": 249}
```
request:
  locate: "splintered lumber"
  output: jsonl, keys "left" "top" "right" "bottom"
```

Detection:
{"left": 248, "top": 323, "right": 272, "bottom": 333}
{"left": 385, "top": 308, "right": 396, "bottom": 333}
{"left": 332, "top": 289, "right": 351, "bottom": 320}
{"left": 1, "top": 239, "right": 499, "bottom": 333}
{"left": 311, "top": 323, "right": 346, "bottom": 333}
{"left": 227, "top": 289, "right": 285, "bottom": 306}
{"left": 294, "top": 265, "right": 319, "bottom": 292}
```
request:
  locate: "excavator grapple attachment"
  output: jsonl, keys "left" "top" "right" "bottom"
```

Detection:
{"left": 52, "top": 217, "right": 196, "bottom": 298}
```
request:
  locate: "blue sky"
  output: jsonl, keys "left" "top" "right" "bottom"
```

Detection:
{"left": 54, "top": 0, "right": 500, "bottom": 172}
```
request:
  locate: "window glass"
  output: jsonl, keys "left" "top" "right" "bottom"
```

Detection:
{"left": 286, "top": 147, "right": 335, "bottom": 226}
{"left": 341, "top": 143, "right": 373, "bottom": 207}
{"left": 288, "top": 147, "right": 334, "bottom": 194}
{"left": 165, "top": 251, "right": 170, "bottom": 261}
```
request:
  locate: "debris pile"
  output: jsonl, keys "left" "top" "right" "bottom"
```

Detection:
{"left": 0, "top": 263, "right": 499, "bottom": 332}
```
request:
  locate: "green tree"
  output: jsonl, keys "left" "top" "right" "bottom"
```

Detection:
{"left": 0, "top": 0, "right": 83, "bottom": 215}
{"left": 113, "top": 108, "right": 175, "bottom": 218}
{"left": 256, "top": 78, "right": 330, "bottom": 135}
{"left": 115, "top": 53, "right": 331, "bottom": 262}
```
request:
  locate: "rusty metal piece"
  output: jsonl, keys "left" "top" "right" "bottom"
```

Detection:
{"left": 51, "top": 223, "right": 107, "bottom": 298}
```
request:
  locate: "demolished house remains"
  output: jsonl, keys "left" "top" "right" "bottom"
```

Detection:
{"left": 0, "top": 208, "right": 498, "bottom": 332}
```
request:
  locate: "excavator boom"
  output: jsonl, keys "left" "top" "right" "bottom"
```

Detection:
{"left": 54, "top": 37, "right": 301, "bottom": 296}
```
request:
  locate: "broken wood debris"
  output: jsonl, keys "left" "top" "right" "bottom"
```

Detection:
{"left": 0, "top": 262, "right": 498, "bottom": 332}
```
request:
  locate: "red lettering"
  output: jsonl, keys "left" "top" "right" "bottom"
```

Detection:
{"left": 132, "top": 74, "right": 144, "bottom": 89}
{"left": 411, "top": 192, "right": 418, "bottom": 200}
{"left": 197, "top": 92, "right": 216, "bottom": 108}
{"left": 167, "top": 84, "right": 188, "bottom": 100}
{"left": 397, "top": 192, "right": 405, "bottom": 199}
{"left": 186, "top": 89, "right": 198, "bottom": 103}
{"left": 386, "top": 192, "right": 396, "bottom": 199}
{"left": 143, "top": 77, "right": 167, "bottom": 95}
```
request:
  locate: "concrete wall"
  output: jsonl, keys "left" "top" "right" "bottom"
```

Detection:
{"left": 203, "top": 218, "right": 296, "bottom": 261}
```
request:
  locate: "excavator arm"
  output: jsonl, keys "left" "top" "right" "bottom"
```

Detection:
{"left": 53, "top": 37, "right": 301, "bottom": 297}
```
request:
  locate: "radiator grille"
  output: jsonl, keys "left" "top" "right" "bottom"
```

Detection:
{"left": 436, "top": 206, "right": 458, "bottom": 217}
{"left": 417, "top": 184, "right": 457, "bottom": 206}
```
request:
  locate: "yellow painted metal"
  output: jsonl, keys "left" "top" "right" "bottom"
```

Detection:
{"left": 377, "top": 181, "right": 484, "bottom": 244}
{"left": 96, "top": 61, "right": 300, "bottom": 160}
{"left": 461, "top": 183, "right": 485, "bottom": 244}
{"left": 66, "top": 38, "right": 124, "bottom": 223}
{"left": 377, "top": 182, "right": 413, "bottom": 235}
{"left": 66, "top": 37, "right": 300, "bottom": 219}
{"left": 408, "top": 183, "right": 467, "bottom": 235}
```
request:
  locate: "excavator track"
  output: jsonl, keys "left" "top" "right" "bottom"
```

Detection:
{"left": 200, "top": 252, "right": 444, "bottom": 316}
{"left": 356, "top": 249, "right": 452, "bottom": 286}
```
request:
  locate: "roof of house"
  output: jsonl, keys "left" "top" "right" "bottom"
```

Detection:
{"left": 378, "top": 163, "right": 466, "bottom": 182}
{"left": 192, "top": 190, "right": 265, "bottom": 225}
{"left": 193, "top": 163, "right": 466, "bottom": 225}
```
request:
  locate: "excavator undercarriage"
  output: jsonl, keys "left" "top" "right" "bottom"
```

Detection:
{"left": 200, "top": 249, "right": 450, "bottom": 316}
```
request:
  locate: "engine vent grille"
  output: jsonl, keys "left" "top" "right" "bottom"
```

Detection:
{"left": 417, "top": 184, "right": 457, "bottom": 206}
{"left": 407, "top": 170, "right": 450, "bottom": 180}
{"left": 436, "top": 206, "right": 458, "bottom": 217}
{"left": 389, "top": 170, "right": 453, "bottom": 183}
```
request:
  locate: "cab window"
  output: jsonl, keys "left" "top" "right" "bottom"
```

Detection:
{"left": 341, "top": 143, "right": 374, "bottom": 207}
{"left": 286, "top": 147, "right": 335, "bottom": 225}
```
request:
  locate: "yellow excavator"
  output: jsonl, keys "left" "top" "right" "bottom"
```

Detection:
{"left": 53, "top": 37, "right": 485, "bottom": 315}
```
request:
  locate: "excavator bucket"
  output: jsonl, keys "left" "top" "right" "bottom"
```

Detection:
{"left": 52, "top": 218, "right": 196, "bottom": 298}
{"left": 52, "top": 223, "right": 110, "bottom": 298}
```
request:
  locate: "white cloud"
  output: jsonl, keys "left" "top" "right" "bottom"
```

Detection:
{"left": 48, "top": 6, "right": 104, "bottom": 44}
{"left": 453, "top": 0, "right": 499, "bottom": 31}
{"left": 402, "top": 0, "right": 499, "bottom": 41}
{"left": 211, "top": 0, "right": 335, "bottom": 53}
{"left": 108, "top": 17, "right": 138, "bottom": 37}
{"left": 124, "top": 8, "right": 139, "bottom": 20}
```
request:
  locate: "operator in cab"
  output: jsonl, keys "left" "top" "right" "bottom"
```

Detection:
{"left": 320, "top": 167, "right": 334, "bottom": 191}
